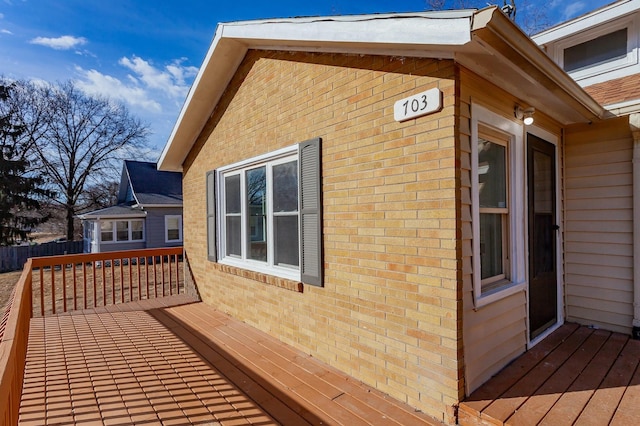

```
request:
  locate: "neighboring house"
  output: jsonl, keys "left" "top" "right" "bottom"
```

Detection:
{"left": 79, "top": 160, "right": 183, "bottom": 253}
{"left": 157, "top": 3, "right": 639, "bottom": 423}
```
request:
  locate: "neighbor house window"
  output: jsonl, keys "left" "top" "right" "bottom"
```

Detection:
{"left": 208, "top": 139, "right": 322, "bottom": 285}
{"left": 165, "top": 215, "right": 183, "bottom": 243}
{"left": 100, "top": 219, "right": 144, "bottom": 243}
{"left": 101, "top": 221, "right": 114, "bottom": 242}
{"left": 471, "top": 104, "right": 526, "bottom": 306}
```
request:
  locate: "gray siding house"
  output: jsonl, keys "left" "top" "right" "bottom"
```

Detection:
{"left": 79, "top": 160, "right": 183, "bottom": 253}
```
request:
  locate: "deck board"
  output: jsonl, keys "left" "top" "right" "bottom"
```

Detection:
{"left": 460, "top": 324, "right": 640, "bottom": 426}
{"left": 20, "top": 296, "right": 441, "bottom": 425}
{"left": 505, "top": 329, "right": 609, "bottom": 426}
{"left": 481, "top": 326, "right": 593, "bottom": 423}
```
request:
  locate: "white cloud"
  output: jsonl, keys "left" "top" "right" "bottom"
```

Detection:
{"left": 74, "top": 67, "right": 162, "bottom": 113}
{"left": 563, "top": 1, "right": 587, "bottom": 19}
{"left": 118, "top": 56, "right": 198, "bottom": 100}
{"left": 1, "top": 29, "right": 11, "bottom": 34}
{"left": 30, "top": 35, "right": 87, "bottom": 50}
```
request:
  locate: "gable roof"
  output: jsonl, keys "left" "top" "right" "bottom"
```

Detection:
{"left": 120, "top": 160, "right": 182, "bottom": 206}
{"left": 158, "top": 6, "right": 608, "bottom": 172}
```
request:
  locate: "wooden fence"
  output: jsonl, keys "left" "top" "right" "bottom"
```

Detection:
{"left": 0, "top": 241, "right": 83, "bottom": 273}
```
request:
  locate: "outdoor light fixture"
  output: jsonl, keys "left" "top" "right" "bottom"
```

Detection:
{"left": 515, "top": 105, "right": 535, "bottom": 125}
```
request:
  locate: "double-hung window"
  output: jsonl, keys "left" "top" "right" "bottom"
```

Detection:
{"left": 478, "top": 126, "right": 510, "bottom": 293}
{"left": 471, "top": 104, "right": 525, "bottom": 306}
{"left": 165, "top": 215, "right": 183, "bottom": 243}
{"left": 209, "top": 139, "right": 322, "bottom": 286}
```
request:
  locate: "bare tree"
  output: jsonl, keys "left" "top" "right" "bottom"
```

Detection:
{"left": 28, "top": 81, "right": 150, "bottom": 240}
{"left": 426, "top": 0, "right": 551, "bottom": 35}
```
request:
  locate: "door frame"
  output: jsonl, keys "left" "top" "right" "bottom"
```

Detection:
{"left": 525, "top": 125, "right": 564, "bottom": 348}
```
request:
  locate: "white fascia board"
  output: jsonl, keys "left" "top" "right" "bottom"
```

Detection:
{"left": 219, "top": 13, "right": 472, "bottom": 48}
{"left": 604, "top": 98, "right": 640, "bottom": 115}
{"left": 533, "top": 0, "right": 640, "bottom": 44}
{"left": 157, "top": 13, "right": 473, "bottom": 171}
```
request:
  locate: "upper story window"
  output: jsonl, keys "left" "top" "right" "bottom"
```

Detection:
{"left": 539, "top": 13, "right": 640, "bottom": 85}
{"left": 207, "top": 139, "right": 323, "bottom": 286}
{"left": 563, "top": 28, "right": 628, "bottom": 72}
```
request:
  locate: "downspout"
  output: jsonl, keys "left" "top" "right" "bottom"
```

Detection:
{"left": 630, "top": 113, "right": 640, "bottom": 339}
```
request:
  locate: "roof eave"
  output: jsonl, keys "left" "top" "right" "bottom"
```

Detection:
{"left": 158, "top": 8, "right": 611, "bottom": 171}
{"left": 464, "top": 7, "right": 609, "bottom": 124}
{"left": 157, "top": 12, "right": 474, "bottom": 172}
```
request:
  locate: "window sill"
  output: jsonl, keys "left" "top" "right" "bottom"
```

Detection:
{"left": 474, "top": 281, "right": 526, "bottom": 310}
{"left": 214, "top": 263, "right": 304, "bottom": 293}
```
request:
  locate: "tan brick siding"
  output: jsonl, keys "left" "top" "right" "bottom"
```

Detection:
{"left": 182, "top": 50, "right": 461, "bottom": 422}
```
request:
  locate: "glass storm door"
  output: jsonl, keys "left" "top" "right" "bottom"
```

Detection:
{"left": 527, "top": 133, "right": 558, "bottom": 340}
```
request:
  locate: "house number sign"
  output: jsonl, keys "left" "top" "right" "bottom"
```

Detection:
{"left": 393, "top": 88, "right": 442, "bottom": 122}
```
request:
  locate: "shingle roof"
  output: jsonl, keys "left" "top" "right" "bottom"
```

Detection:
{"left": 583, "top": 74, "right": 640, "bottom": 106}
{"left": 77, "top": 205, "right": 147, "bottom": 219}
{"left": 125, "top": 160, "right": 182, "bottom": 205}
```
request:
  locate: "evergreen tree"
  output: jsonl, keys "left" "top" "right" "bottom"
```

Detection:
{"left": 0, "top": 83, "right": 51, "bottom": 245}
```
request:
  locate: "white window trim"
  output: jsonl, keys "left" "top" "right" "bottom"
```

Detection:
{"left": 216, "top": 144, "right": 300, "bottom": 282}
{"left": 471, "top": 104, "right": 526, "bottom": 308}
{"left": 98, "top": 219, "right": 145, "bottom": 244}
{"left": 550, "top": 14, "right": 639, "bottom": 85}
{"left": 165, "top": 215, "right": 183, "bottom": 243}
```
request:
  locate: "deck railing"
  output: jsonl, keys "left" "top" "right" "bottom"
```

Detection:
{"left": 0, "top": 247, "right": 184, "bottom": 425}
{"left": 30, "top": 247, "right": 185, "bottom": 317}
{"left": 0, "top": 259, "right": 32, "bottom": 425}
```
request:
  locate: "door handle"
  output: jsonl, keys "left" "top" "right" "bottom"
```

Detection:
{"left": 551, "top": 224, "right": 560, "bottom": 231}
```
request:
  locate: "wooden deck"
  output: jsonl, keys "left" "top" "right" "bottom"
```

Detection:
{"left": 18, "top": 295, "right": 440, "bottom": 425}
{"left": 459, "top": 323, "right": 640, "bottom": 425}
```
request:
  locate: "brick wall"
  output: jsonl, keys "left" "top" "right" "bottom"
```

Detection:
{"left": 182, "top": 50, "right": 461, "bottom": 422}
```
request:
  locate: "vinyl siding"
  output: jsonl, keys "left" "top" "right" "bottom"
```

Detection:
{"left": 145, "top": 207, "right": 183, "bottom": 248}
{"left": 459, "top": 68, "right": 563, "bottom": 394}
{"left": 564, "top": 117, "right": 633, "bottom": 334}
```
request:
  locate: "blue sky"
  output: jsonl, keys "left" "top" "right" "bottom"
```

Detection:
{"left": 0, "top": 0, "right": 614, "bottom": 157}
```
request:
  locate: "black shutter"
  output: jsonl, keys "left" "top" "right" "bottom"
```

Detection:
{"left": 206, "top": 170, "right": 217, "bottom": 262}
{"left": 299, "top": 138, "right": 323, "bottom": 286}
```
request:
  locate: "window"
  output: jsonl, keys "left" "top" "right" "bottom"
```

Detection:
{"left": 478, "top": 127, "right": 509, "bottom": 293}
{"left": 209, "top": 139, "right": 322, "bottom": 285}
{"left": 471, "top": 104, "right": 526, "bottom": 306}
{"left": 165, "top": 215, "right": 182, "bottom": 243}
{"left": 101, "top": 221, "right": 114, "bottom": 242}
{"left": 99, "top": 219, "right": 144, "bottom": 243}
{"left": 132, "top": 220, "right": 144, "bottom": 241}
{"left": 548, "top": 15, "right": 639, "bottom": 84}
{"left": 116, "top": 221, "right": 129, "bottom": 241}
{"left": 563, "top": 28, "right": 627, "bottom": 72}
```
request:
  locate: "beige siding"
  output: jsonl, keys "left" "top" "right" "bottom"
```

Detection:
{"left": 459, "top": 69, "right": 565, "bottom": 394}
{"left": 565, "top": 118, "right": 633, "bottom": 334}
{"left": 460, "top": 69, "right": 528, "bottom": 394}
